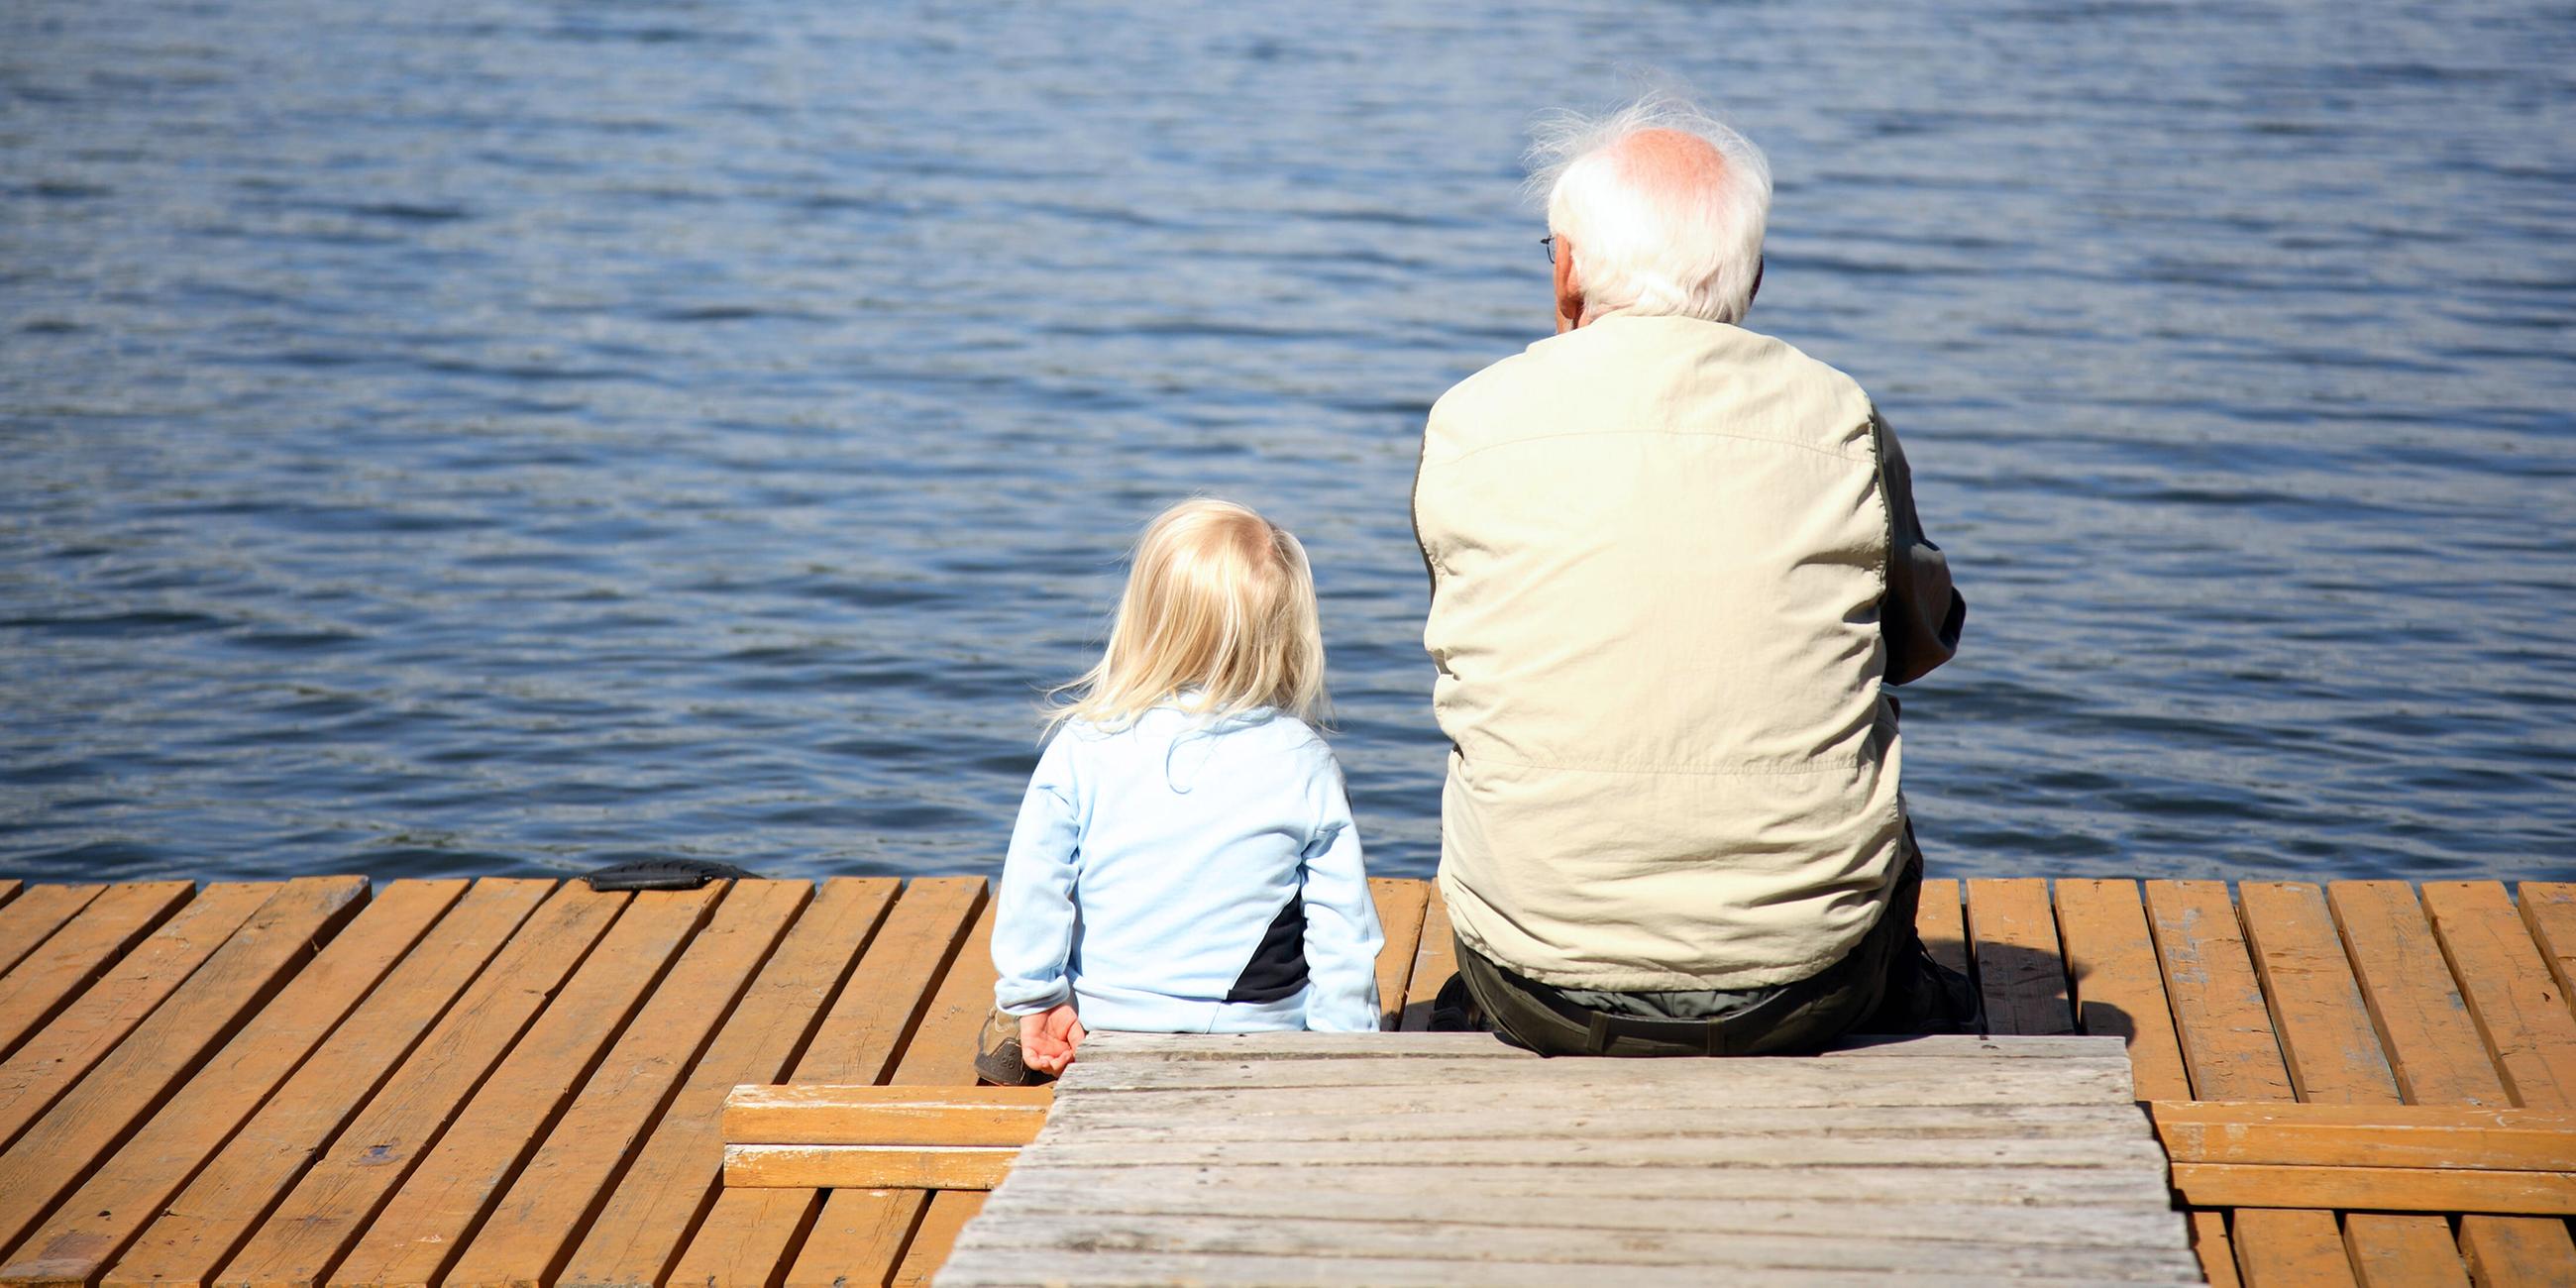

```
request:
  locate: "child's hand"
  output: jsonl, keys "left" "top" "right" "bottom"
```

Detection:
{"left": 1019, "top": 1004, "right": 1086, "bottom": 1075}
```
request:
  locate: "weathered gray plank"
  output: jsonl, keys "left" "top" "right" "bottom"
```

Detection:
{"left": 1058, "top": 1056, "right": 2138, "bottom": 1101}
{"left": 942, "top": 1213, "right": 2205, "bottom": 1282}
{"left": 1068, "top": 1030, "right": 2124, "bottom": 1062}
{"left": 1007, "top": 1132, "right": 2169, "bottom": 1169}
{"left": 983, "top": 1180, "right": 2194, "bottom": 1250}
{"left": 979, "top": 1160, "right": 2178, "bottom": 1208}
{"left": 1042, "top": 1100, "right": 2154, "bottom": 1143}
{"left": 935, "top": 1247, "right": 2178, "bottom": 1288}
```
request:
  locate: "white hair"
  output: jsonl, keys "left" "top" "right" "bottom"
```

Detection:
{"left": 1527, "top": 92, "right": 1772, "bottom": 325}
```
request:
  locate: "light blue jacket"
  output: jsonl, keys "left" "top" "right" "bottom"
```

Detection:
{"left": 991, "top": 705, "right": 1383, "bottom": 1033}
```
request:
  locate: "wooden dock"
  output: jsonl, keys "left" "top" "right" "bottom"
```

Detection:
{"left": 0, "top": 873, "right": 2566, "bottom": 1286}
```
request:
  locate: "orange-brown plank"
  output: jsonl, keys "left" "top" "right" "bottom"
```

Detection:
{"left": 888, "top": 895, "right": 997, "bottom": 1088}
{"left": 778, "top": 1190, "right": 925, "bottom": 1288}
{"left": 1916, "top": 877, "right": 1971, "bottom": 983}
{"left": 2422, "top": 882, "right": 2576, "bottom": 1111}
{"left": 1966, "top": 878, "right": 2075, "bottom": 1036}
{"left": 2343, "top": 1215, "right": 2470, "bottom": 1288}
{"left": 93, "top": 879, "right": 554, "bottom": 1288}
{"left": 121, "top": 883, "right": 619, "bottom": 1288}
{"left": 2231, "top": 1210, "right": 2358, "bottom": 1288}
{"left": 2326, "top": 882, "right": 2509, "bottom": 1108}
{"left": 2054, "top": 878, "right": 2191, "bottom": 1101}
{"left": 0, "top": 882, "right": 21, "bottom": 913}
{"left": 553, "top": 878, "right": 900, "bottom": 1288}
{"left": 2241, "top": 882, "right": 2466, "bottom": 1285}
{"left": 887, "top": 1191, "right": 983, "bottom": 1288}
{"left": 2520, "top": 884, "right": 2576, "bottom": 1017}
{"left": 2240, "top": 882, "right": 2403, "bottom": 1106}
{"left": 0, "top": 881, "right": 193, "bottom": 1060}
{"left": 2411, "top": 886, "right": 2576, "bottom": 1288}
{"left": 0, "top": 886, "right": 104, "bottom": 979}
{"left": 2192, "top": 1212, "right": 2242, "bottom": 1288}
{"left": 664, "top": 1189, "right": 812, "bottom": 1288}
{"left": 663, "top": 879, "right": 984, "bottom": 1288}
{"left": 1367, "top": 878, "right": 1429, "bottom": 1033}
{"left": 0, "top": 879, "right": 450, "bottom": 1268}
{"left": 2155, "top": 882, "right": 2358, "bottom": 1286}
{"left": 318, "top": 884, "right": 724, "bottom": 1288}
{"left": 441, "top": 880, "right": 811, "bottom": 1288}
{"left": 0, "top": 882, "right": 279, "bottom": 1152}
{"left": 1395, "top": 885, "right": 1454, "bottom": 1033}
{"left": 2458, "top": 1216, "right": 2576, "bottom": 1288}
{"left": 2146, "top": 880, "right": 2294, "bottom": 1100}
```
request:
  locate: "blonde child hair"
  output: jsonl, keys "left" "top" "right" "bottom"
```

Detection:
{"left": 1050, "top": 498, "right": 1328, "bottom": 731}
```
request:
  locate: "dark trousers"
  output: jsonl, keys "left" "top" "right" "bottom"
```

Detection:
{"left": 1451, "top": 852, "right": 1943, "bottom": 1057}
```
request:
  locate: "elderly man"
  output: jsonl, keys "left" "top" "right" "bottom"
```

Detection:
{"left": 1414, "top": 96, "right": 1973, "bottom": 1056}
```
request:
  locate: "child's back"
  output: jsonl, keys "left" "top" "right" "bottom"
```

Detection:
{"left": 983, "top": 497, "right": 1382, "bottom": 1083}
{"left": 994, "top": 703, "right": 1377, "bottom": 1033}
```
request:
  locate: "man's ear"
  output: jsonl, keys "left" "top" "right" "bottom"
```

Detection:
{"left": 1554, "top": 237, "right": 1584, "bottom": 333}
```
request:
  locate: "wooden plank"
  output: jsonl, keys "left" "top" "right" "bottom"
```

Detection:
{"left": 110, "top": 882, "right": 616, "bottom": 1288}
{"left": 661, "top": 1189, "right": 814, "bottom": 1288}
{"left": 2343, "top": 1215, "right": 2471, "bottom": 1288}
{"left": 2458, "top": 1216, "right": 2576, "bottom": 1288}
{"left": 0, "top": 881, "right": 193, "bottom": 1060}
{"left": 938, "top": 1247, "right": 2135, "bottom": 1288}
{"left": 2055, "top": 879, "right": 2191, "bottom": 1100}
{"left": 790, "top": 878, "right": 987, "bottom": 1085}
{"left": 1366, "top": 878, "right": 1429, "bottom": 1032}
{"left": 2230, "top": 1210, "right": 2359, "bottom": 1288}
{"left": 965, "top": 1160, "right": 2178, "bottom": 1208}
{"left": 0, "top": 886, "right": 104, "bottom": 979}
{"left": 2520, "top": 884, "right": 2576, "bottom": 1016}
{"left": 887, "top": 893, "right": 996, "bottom": 1087}
{"left": 2150, "top": 1102, "right": 2576, "bottom": 1169}
{"left": 936, "top": 1212, "right": 2203, "bottom": 1282}
{"left": 2322, "top": 883, "right": 2573, "bottom": 1282}
{"left": 2145, "top": 880, "right": 2295, "bottom": 1100}
{"left": 2239, "top": 882, "right": 2402, "bottom": 1107}
{"left": 1004, "top": 1131, "right": 2166, "bottom": 1171}
{"left": 1917, "top": 877, "right": 1971, "bottom": 982}
{"left": 723, "top": 1143, "right": 1019, "bottom": 1190}
{"left": 0, "top": 879, "right": 455, "bottom": 1268}
{"left": 552, "top": 878, "right": 900, "bottom": 1288}
{"left": 0, "top": 882, "right": 21, "bottom": 913}
{"left": 2239, "top": 881, "right": 2475, "bottom": 1283}
{"left": 0, "top": 882, "right": 275, "bottom": 1152}
{"left": 317, "top": 884, "right": 725, "bottom": 1288}
{"left": 662, "top": 879, "right": 983, "bottom": 1288}
{"left": 1067, "top": 1029, "right": 2112, "bottom": 1061}
{"left": 1966, "top": 878, "right": 2075, "bottom": 1035}
{"left": 2326, "top": 882, "right": 2510, "bottom": 1108}
{"left": 1057, "top": 1053, "right": 2135, "bottom": 1097}
{"left": 437, "top": 882, "right": 810, "bottom": 1288}
{"left": 888, "top": 1192, "right": 982, "bottom": 1288}
{"left": 1395, "top": 886, "right": 1453, "bottom": 1033}
{"left": 778, "top": 1190, "right": 923, "bottom": 1288}
{"left": 89, "top": 879, "right": 553, "bottom": 1288}
{"left": 444, "top": 883, "right": 826, "bottom": 1288}
{"left": 2191, "top": 1212, "right": 2242, "bottom": 1288}
{"left": 2170, "top": 1163, "right": 2576, "bottom": 1215}
{"left": 2421, "top": 881, "right": 2576, "bottom": 1110}
{"left": 981, "top": 1179, "right": 2195, "bottom": 1250}
{"left": 724, "top": 1084, "right": 1053, "bottom": 1146}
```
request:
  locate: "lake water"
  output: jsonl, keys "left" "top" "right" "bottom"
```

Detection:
{"left": 5, "top": 0, "right": 2573, "bottom": 885}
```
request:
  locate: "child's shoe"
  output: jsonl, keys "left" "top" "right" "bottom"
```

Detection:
{"left": 973, "top": 1008, "right": 1054, "bottom": 1086}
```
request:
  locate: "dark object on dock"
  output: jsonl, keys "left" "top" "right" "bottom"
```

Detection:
{"left": 583, "top": 858, "right": 759, "bottom": 892}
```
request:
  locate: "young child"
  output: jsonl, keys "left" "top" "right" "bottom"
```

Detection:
{"left": 978, "top": 498, "right": 1383, "bottom": 1085}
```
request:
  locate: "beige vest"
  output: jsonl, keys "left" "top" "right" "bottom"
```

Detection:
{"left": 1416, "top": 314, "right": 1907, "bottom": 992}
